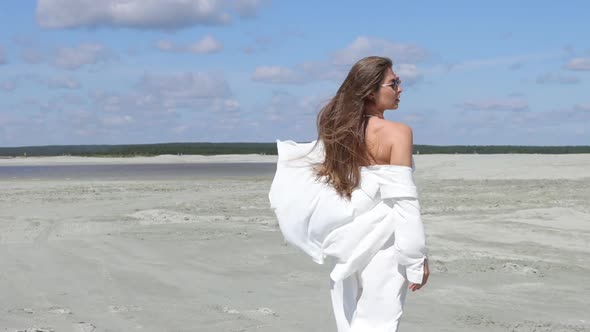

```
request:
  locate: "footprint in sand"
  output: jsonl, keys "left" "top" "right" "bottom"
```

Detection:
{"left": 509, "top": 320, "right": 588, "bottom": 332}
{"left": 222, "top": 306, "right": 240, "bottom": 314}
{"left": 456, "top": 314, "right": 497, "bottom": 327}
{"left": 467, "top": 258, "right": 543, "bottom": 277}
{"left": 128, "top": 209, "right": 198, "bottom": 225}
{"left": 432, "top": 260, "right": 448, "bottom": 273}
{"left": 48, "top": 307, "right": 72, "bottom": 315}
{"left": 108, "top": 304, "right": 142, "bottom": 313}
{"left": 253, "top": 307, "right": 279, "bottom": 317}
{"left": 286, "top": 271, "right": 320, "bottom": 282}
{"left": 216, "top": 305, "right": 278, "bottom": 319}
{"left": 501, "top": 262, "right": 542, "bottom": 276}
{"left": 74, "top": 322, "right": 96, "bottom": 332}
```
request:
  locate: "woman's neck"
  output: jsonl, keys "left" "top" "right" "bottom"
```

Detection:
{"left": 364, "top": 105, "right": 385, "bottom": 119}
{"left": 365, "top": 113, "right": 384, "bottom": 119}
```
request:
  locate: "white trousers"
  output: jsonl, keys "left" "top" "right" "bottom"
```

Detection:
{"left": 330, "top": 236, "right": 409, "bottom": 332}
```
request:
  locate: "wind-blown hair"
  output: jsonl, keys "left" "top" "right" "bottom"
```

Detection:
{"left": 315, "top": 56, "right": 393, "bottom": 199}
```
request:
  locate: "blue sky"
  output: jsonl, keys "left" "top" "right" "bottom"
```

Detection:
{"left": 0, "top": 0, "right": 589, "bottom": 147}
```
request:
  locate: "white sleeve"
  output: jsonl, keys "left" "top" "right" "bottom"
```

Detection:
{"left": 387, "top": 198, "right": 428, "bottom": 284}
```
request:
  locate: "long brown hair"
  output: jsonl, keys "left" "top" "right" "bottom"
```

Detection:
{"left": 315, "top": 56, "right": 392, "bottom": 199}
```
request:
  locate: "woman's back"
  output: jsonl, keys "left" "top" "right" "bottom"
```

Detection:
{"left": 365, "top": 117, "right": 414, "bottom": 168}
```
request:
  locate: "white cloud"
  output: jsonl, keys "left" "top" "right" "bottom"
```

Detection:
{"left": 573, "top": 104, "right": 590, "bottom": 112}
{"left": 536, "top": 72, "right": 580, "bottom": 85}
{"left": 222, "top": 99, "right": 240, "bottom": 111}
{"left": 0, "top": 114, "right": 14, "bottom": 126}
{"left": 260, "top": 92, "right": 325, "bottom": 121}
{"left": 0, "top": 80, "right": 16, "bottom": 92}
{"left": 399, "top": 108, "right": 438, "bottom": 126}
{"left": 299, "top": 61, "right": 344, "bottom": 82}
{"left": 53, "top": 43, "right": 113, "bottom": 70}
{"left": 508, "top": 62, "right": 523, "bottom": 70}
{"left": 20, "top": 95, "right": 86, "bottom": 113}
{"left": 234, "top": 0, "right": 267, "bottom": 18}
{"left": 139, "top": 71, "right": 230, "bottom": 99}
{"left": 69, "top": 70, "right": 241, "bottom": 143}
{"left": 45, "top": 76, "right": 81, "bottom": 89}
{"left": 416, "top": 103, "right": 590, "bottom": 145}
{"left": 16, "top": 40, "right": 117, "bottom": 70}
{"left": 12, "top": 37, "right": 47, "bottom": 64}
{"left": 53, "top": 94, "right": 87, "bottom": 106}
{"left": 531, "top": 105, "right": 590, "bottom": 123}
{"left": 155, "top": 40, "right": 175, "bottom": 52}
{"left": 0, "top": 46, "right": 6, "bottom": 65}
{"left": 331, "top": 36, "right": 430, "bottom": 65}
{"left": 457, "top": 97, "right": 529, "bottom": 112}
{"left": 563, "top": 45, "right": 575, "bottom": 56}
{"left": 251, "top": 36, "right": 430, "bottom": 85}
{"left": 14, "top": 69, "right": 239, "bottom": 144}
{"left": 565, "top": 58, "right": 590, "bottom": 71}
{"left": 246, "top": 91, "right": 325, "bottom": 141}
{"left": 251, "top": 66, "right": 306, "bottom": 84}
{"left": 36, "top": 0, "right": 266, "bottom": 30}
{"left": 90, "top": 90, "right": 157, "bottom": 114}
{"left": 103, "top": 115, "right": 134, "bottom": 126}
{"left": 242, "top": 36, "right": 273, "bottom": 53}
{"left": 254, "top": 91, "right": 320, "bottom": 121}
{"left": 446, "top": 51, "right": 559, "bottom": 72}
{"left": 21, "top": 48, "right": 45, "bottom": 64}
{"left": 156, "top": 35, "right": 223, "bottom": 54}
{"left": 508, "top": 92, "right": 526, "bottom": 97}
{"left": 253, "top": 61, "right": 424, "bottom": 86}
{"left": 172, "top": 125, "right": 189, "bottom": 134}
{"left": 395, "top": 64, "right": 423, "bottom": 86}
{"left": 84, "top": 71, "right": 237, "bottom": 122}
{"left": 188, "top": 36, "right": 223, "bottom": 53}
{"left": 262, "top": 92, "right": 300, "bottom": 121}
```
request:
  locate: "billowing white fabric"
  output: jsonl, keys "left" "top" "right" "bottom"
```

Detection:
{"left": 268, "top": 139, "right": 427, "bottom": 284}
{"left": 330, "top": 236, "right": 408, "bottom": 332}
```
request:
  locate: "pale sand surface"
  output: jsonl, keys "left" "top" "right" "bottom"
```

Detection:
{"left": 1, "top": 154, "right": 589, "bottom": 331}
{"left": 0, "top": 154, "right": 278, "bottom": 166}
{"left": 2, "top": 153, "right": 589, "bottom": 179}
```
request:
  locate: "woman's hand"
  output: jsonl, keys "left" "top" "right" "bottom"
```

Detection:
{"left": 409, "top": 258, "right": 429, "bottom": 292}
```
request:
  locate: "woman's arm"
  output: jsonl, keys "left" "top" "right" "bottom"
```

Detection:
{"left": 384, "top": 122, "right": 430, "bottom": 288}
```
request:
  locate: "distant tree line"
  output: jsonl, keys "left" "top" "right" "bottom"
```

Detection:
{"left": 0, "top": 143, "right": 589, "bottom": 157}
{"left": 413, "top": 145, "right": 590, "bottom": 154}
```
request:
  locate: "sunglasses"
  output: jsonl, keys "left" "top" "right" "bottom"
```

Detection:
{"left": 381, "top": 77, "right": 401, "bottom": 90}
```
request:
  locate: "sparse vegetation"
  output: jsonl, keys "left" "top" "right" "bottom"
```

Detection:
{"left": 1, "top": 143, "right": 589, "bottom": 157}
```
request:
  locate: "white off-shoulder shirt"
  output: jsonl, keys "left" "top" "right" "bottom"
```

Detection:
{"left": 269, "top": 140, "right": 427, "bottom": 284}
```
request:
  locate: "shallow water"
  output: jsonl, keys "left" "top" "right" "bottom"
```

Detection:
{"left": 0, "top": 163, "right": 277, "bottom": 180}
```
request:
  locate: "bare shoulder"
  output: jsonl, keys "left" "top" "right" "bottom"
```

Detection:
{"left": 379, "top": 121, "right": 413, "bottom": 146}
{"left": 379, "top": 121, "right": 413, "bottom": 167}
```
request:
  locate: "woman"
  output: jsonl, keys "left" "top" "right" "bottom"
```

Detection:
{"left": 269, "top": 56, "right": 429, "bottom": 331}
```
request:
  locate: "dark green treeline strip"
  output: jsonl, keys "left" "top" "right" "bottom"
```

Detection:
{"left": 1, "top": 143, "right": 590, "bottom": 157}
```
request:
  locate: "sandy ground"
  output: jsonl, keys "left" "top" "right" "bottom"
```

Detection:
{"left": 0, "top": 155, "right": 278, "bottom": 166}
{"left": 1, "top": 154, "right": 589, "bottom": 332}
